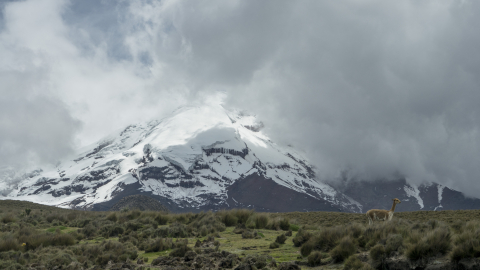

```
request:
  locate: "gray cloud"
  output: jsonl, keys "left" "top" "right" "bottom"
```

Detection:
{"left": 2, "top": 0, "right": 480, "bottom": 196}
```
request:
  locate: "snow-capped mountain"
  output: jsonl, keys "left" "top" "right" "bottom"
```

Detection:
{"left": 0, "top": 104, "right": 361, "bottom": 212}
{"left": 3, "top": 104, "right": 480, "bottom": 213}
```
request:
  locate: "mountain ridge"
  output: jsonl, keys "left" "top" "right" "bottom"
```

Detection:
{"left": 2, "top": 104, "right": 480, "bottom": 213}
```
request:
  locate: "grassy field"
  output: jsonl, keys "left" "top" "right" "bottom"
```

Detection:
{"left": 1, "top": 199, "right": 480, "bottom": 269}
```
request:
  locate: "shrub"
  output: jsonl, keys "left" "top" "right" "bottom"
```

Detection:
{"left": 300, "top": 239, "right": 315, "bottom": 257}
{"left": 385, "top": 234, "right": 403, "bottom": 255}
{"left": 25, "top": 209, "right": 31, "bottom": 216}
{"left": 169, "top": 243, "right": 191, "bottom": 257}
{"left": 405, "top": 227, "right": 451, "bottom": 260}
{"left": 311, "top": 226, "right": 347, "bottom": 251}
{"left": 268, "top": 217, "right": 290, "bottom": 231}
{"left": 232, "top": 209, "right": 254, "bottom": 225}
{"left": 126, "top": 210, "right": 141, "bottom": 220}
{"left": 81, "top": 224, "right": 97, "bottom": 238}
{"left": 254, "top": 213, "right": 270, "bottom": 229}
{"left": 344, "top": 255, "right": 373, "bottom": 270}
{"left": 154, "top": 214, "right": 169, "bottom": 225}
{"left": 275, "top": 234, "right": 287, "bottom": 244}
{"left": 269, "top": 242, "right": 280, "bottom": 249}
{"left": 289, "top": 224, "right": 300, "bottom": 231}
{"left": 106, "top": 213, "right": 117, "bottom": 222}
{"left": 47, "top": 252, "right": 75, "bottom": 268}
{"left": 143, "top": 238, "right": 173, "bottom": 253}
{"left": 1, "top": 214, "right": 16, "bottom": 224}
{"left": 221, "top": 212, "right": 238, "bottom": 227}
{"left": 241, "top": 254, "right": 268, "bottom": 269}
{"left": 450, "top": 230, "right": 480, "bottom": 261}
{"left": 0, "top": 238, "right": 19, "bottom": 252}
{"left": 242, "top": 230, "right": 256, "bottom": 239}
{"left": 292, "top": 228, "right": 312, "bottom": 247}
{"left": 369, "top": 244, "right": 386, "bottom": 267}
{"left": 330, "top": 236, "right": 356, "bottom": 262}
{"left": 307, "top": 251, "right": 322, "bottom": 266}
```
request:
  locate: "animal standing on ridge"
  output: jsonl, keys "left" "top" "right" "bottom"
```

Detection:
{"left": 366, "top": 198, "right": 401, "bottom": 225}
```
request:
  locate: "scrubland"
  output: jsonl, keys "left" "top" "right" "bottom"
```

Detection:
{"left": 1, "top": 200, "right": 480, "bottom": 269}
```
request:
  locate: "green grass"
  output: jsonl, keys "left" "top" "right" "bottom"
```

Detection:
{"left": 46, "top": 226, "right": 67, "bottom": 232}
{"left": 3, "top": 199, "right": 480, "bottom": 269}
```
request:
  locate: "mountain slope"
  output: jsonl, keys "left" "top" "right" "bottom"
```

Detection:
{"left": 337, "top": 178, "right": 480, "bottom": 212}
{"left": 1, "top": 104, "right": 361, "bottom": 212}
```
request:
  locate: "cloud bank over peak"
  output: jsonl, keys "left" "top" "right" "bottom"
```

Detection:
{"left": 1, "top": 0, "right": 480, "bottom": 197}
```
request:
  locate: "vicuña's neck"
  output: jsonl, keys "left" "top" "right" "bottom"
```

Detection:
{"left": 390, "top": 201, "right": 397, "bottom": 212}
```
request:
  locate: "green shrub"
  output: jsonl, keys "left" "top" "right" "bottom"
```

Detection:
{"left": 385, "top": 234, "right": 403, "bottom": 255}
{"left": 232, "top": 209, "right": 254, "bottom": 224}
{"left": 292, "top": 228, "right": 312, "bottom": 247}
{"left": 25, "top": 209, "right": 31, "bottom": 216}
{"left": 268, "top": 217, "right": 290, "bottom": 231}
{"left": 242, "top": 230, "right": 256, "bottom": 239}
{"left": 1, "top": 214, "right": 16, "bottom": 224}
{"left": 47, "top": 252, "right": 75, "bottom": 268}
{"left": 169, "top": 243, "right": 191, "bottom": 257}
{"left": 307, "top": 251, "right": 322, "bottom": 266}
{"left": 450, "top": 229, "right": 480, "bottom": 261}
{"left": 344, "top": 255, "right": 373, "bottom": 270}
{"left": 330, "top": 236, "right": 356, "bottom": 262}
{"left": 289, "top": 224, "right": 300, "bottom": 231}
{"left": 405, "top": 227, "right": 451, "bottom": 260}
{"left": 269, "top": 242, "right": 280, "bottom": 249}
{"left": 254, "top": 213, "right": 270, "bottom": 229}
{"left": 154, "top": 214, "right": 169, "bottom": 225}
{"left": 81, "top": 224, "right": 97, "bottom": 238}
{"left": 275, "top": 234, "right": 287, "bottom": 244}
{"left": 143, "top": 238, "right": 173, "bottom": 253}
{"left": 0, "top": 238, "right": 19, "bottom": 252}
{"left": 311, "top": 226, "right": 347, "bottom": 251}
{"left": 369, "top": 244, "right": 386, "bottom": 268}
{"left": 300, "top": 239, "right": 315, "bottom": 257}
{"left": 106, "top": 213, "right": 117, "bottom": 222}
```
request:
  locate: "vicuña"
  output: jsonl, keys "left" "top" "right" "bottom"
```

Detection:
{"left": 366, "top": 198, "right": 401, "bottom": 225}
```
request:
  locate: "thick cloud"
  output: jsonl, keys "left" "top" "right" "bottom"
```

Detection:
{"left": 1, "top": 0, "right": 480, "bottom": 196}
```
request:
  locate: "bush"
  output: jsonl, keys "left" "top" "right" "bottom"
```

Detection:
{"left": 47, "top": 252, "right": 75, "bottom": 268}
{"left": 143, "top": 238, "right": 173, "bottom": 253}
{"left": 289, "top": 224, "right": 299, "bottom": 231}
{"left": 300, "top": 239, "right": 315, "bottom": 257}
{"left": 268, "top": 217, "right": 290, "bottom": 231}
{"left": 369, "top": 244, "right": 386, "bottom": 267}
{"left": 275, "top": 234, "right": 287, "bottom": 244}
{"left": 450, "top": 229, "right": 480, "bottom": 261}
{"left": 106, "top": 213, "right": 117, "bottom": 222}
{"left": 169, "top": 243, "right": 191, "bottom": 257}
{"left": 81, "top": 224, "right": 97, "bottom": 238}
{"left": 293, "top": 228, "right": 312, "bottom": 247}
{"left": 242, "top": 230, "right": 256, "bottom": 239}
{"left": 307, "top": 251, "right": 322, "bottom": 266}
{"left": 0, "top": 238, "right": 19, "bottom": 252}
{"left": 232, "top": 209, "right": 254, "bottom": 225}
{"left": 270, "top": 242, "right": 280, "bottom": 249}
{"left": 1, "top": 214, "right": 16, "bottom": 224}
{"left": 405, "top": 227, "right": 451, "bottom": 260}
{"left": 344, "top": 255, "right": 373, "bottom": 270}
{"left": 330, "top": 236, "right": 356, "bottom": 262}
{"left": 385, "top": 234, "right": 403, "bottom": 255}
{"left": 154, "top": 214, "right": 169, "bottom": 225}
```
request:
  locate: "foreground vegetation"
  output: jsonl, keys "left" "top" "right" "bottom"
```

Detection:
{"left": 0, "top": 200, "right": 480, "bottom": 269}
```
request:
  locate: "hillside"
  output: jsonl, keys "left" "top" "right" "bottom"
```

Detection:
{"left": 109, "top": 194, "right": 169, "bottom": 212}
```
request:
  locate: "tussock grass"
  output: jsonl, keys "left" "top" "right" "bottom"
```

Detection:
{"left": 3, "top": 200, "right": 480, "bottom": 268}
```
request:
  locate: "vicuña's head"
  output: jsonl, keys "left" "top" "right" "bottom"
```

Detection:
{"left": 392, "top": 198, "right": 401, "bottom": 204}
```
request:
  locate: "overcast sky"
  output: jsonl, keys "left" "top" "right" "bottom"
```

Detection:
{"left": 1, "top": 0, "right": 480, "bottom": 196}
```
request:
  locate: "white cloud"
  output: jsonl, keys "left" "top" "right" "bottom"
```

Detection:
{"left": 2, "top": 0, "right": 480, "bottom": 197}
